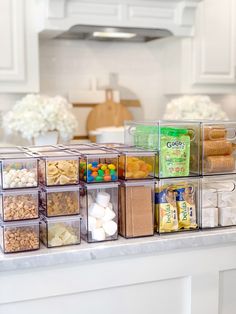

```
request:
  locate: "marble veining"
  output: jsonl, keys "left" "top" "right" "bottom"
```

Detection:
{"left": 1, "top": 228, "right": 236, "bottom": 272}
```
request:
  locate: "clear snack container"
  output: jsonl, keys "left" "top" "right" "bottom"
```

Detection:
{"left": 40, "top": 214, "right": 81, "bottom": 248}
{"left": 77, "top": 148, "right": 118, "bottom": 183}
{"left": 200, "top": 175, "right": 236, "bottom": 228}
{"left": 0, "top": 219, "right": 40, "bottom": 253}
{"left": 119, "top": 180, "right": 154, "bottom": 238}
{"left": 124, "top": 120, "right": 200, "bottom": 178}
{"left": 0, "top": 188, "right": 39, "bottom": 222}
{"left": 0, "top": 152, "right": 38, "bottom": 189}
{"left": 155, "top": 177, "right": 199, "bottom": 234}
{"left": 200, "top": 121, "right": 236, "bottom": 175}
{"left": 80, "top": 182, "right": 118, "bottom": 243}
{"left": 40, "top": 186, "right": 80, "bottom": 217}
{"left": 61, "top": 143, "right": 96, "bottom": 150}
{"left": 96, "top": 143, "right": 130, "bottom": 149}
{"left": 116, "top": 147, "right": 156, "bottom": 180}
{"left": 38, "top": 150, "right": 79, "bottom": 186}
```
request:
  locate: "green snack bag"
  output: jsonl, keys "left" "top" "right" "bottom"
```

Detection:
{"left": 160, "top": 127, "right": 190, "bottom": 177}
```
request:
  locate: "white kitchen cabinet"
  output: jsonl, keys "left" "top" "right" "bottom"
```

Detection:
{"left": 164, "top": 0, "right": 236, "bottom": 94}
{"left": 0, "top": 0, "right": 39, "bottom": 93}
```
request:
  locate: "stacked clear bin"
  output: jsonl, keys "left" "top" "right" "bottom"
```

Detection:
{"left": 124, "top": 120, "right": 201, "bottom": 234}
{"left": 114, "top": 145, "right": 156, "bottom": 238}
{"left": 37, "top": 150, "right": 81, "bottom": 248}
{"left": 74, "top": 147, "right": 119, "bottom": 243}
{"left": 0, "top": 152, "right": 40, "bottom": 253}
{"left": 200, "top": 122, "right": 236, "bottom": 229}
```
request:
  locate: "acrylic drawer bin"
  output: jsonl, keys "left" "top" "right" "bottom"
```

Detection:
{"left": 200, "top": 175, "right": 236, "bottom": 228}
{"left": 117, "top": 147, "right": 156, "bottom": 180}
{"left": 38, "top": 151, "right": 79, "bottom": 186}
{"left": 155, "top": 177, "right": 200, "bottom": 234}
{"left": 0, "top": 188, "right": 39, "bottom": 222}
{"left": 119, "top": 180, "right": 154, "bottom": 238}
{"left": 0, "top": 152, "right": 38, "bottom": 189}
{"left": 77, "top": 148, "right": 118, "bottom": 183}
{"left": 80, "top": 182, "right": 118, "bottom": 243}
{"left": 200, "top": 122, "right": 236, "bottom": 175}
{"left": 124, "top": 120, "right": 200, "bottom": 178}
{"left": 0, "top": 220, "right": 40, "bottom": 253}
{"left": 40, "top": 214, "right": 81, "bottom": 248}
{"left": 40, "top": 185, "right": 80, "bottom": 217}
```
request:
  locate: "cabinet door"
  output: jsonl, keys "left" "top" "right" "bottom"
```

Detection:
{"left": 192, "top": 0, "right": 235, "bottom": 85}
{"left": 0, "top": 0, "right": 39, "bottom": 92}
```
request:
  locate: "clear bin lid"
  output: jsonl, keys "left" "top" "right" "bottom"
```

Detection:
{"left": 77, "top": 148, "right": 118, "bottom": 157}
{"left": 40, "top": 214, "right": 81, "bottom": 223}
{"left": 27, "top": 145, "right": 62, "bottom": 152}
{"left": 120, "top": 179, "right": 155, "bottom": 187}
{"left": 0, "top": 147, "right": 23, "bottom": 153}
{"left": 115, "top": 147, "right": 156, "bottom": 156}
{"left": 41, "top": 185, "right": 81, "bottom": 192}
{"left": 0, "top": 152, "right": 37, "bottom": 160}
{"left": 39, "top": 150, "right": 79, "bottom": 158}
{"left": 0, "top": 219, "right": 40, "bottom": 227}
{"left": 63, "top": 144, "right": 95, "bottom": 149}
{"left": 82, "top": 182, "right": 119, "bottom": 189}
{"left": 0, "top": 188, "right": 39, "bottom": 195}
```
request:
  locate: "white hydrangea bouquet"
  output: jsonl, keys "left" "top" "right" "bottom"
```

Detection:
{"left": 3, "top": 94, "right": 78, "bottom": 142}
{"left": 164, "top": 95, "right": 228, "bottom": 120}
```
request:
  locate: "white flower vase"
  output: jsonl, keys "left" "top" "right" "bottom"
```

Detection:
{"left": 33, "top": 131, "right": 59, "bottom": 146}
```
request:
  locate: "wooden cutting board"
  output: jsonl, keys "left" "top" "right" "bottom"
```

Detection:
{"left": 86, "top": 89, "right": 133, "bottom": 134}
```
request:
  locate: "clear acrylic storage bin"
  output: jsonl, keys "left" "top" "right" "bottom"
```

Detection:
{"left": 40, "top": 186, "right": 80, "bottom": 217}
{"left": 26, "top": 145, "right": 62, "bottom": 153}
{"left": 80, "top": 182, "right": 118, "bottom": 243}
{"left": 0, "top": 188, "right": 39, "bottom": 222}
{"left": 124, "top": 120, "right": 200, "bottom": 178}
{"left": 116, "top": 147, "right": 155, "bottom": 180}
{"left": 78, "top": 148, "right": 118, "bottom": 183}
{"left": 200, "top": 122, "right": 236, "bottom": 175}
{"left": 200, "top": 175, "right": 236, "bottom": 228}
{"left": 0, "top": 152, "right": 38, "bottom": 189}
{"left": 0, "top": 147, "right": 24, "bottom": 153}
{"left": 119, "top": 180, "right": 154, "bottom": 238}
{"left": 155, "top": 178, "right": 199, "bottom": 234}
{"left": 40, "top": 214, "right": 81, "bottom": 248}
{"left": 38, "top": 151, "right": 79, "bottom": 186}
{"left": 0, "top": 220, "right": 40, "bottom": 253}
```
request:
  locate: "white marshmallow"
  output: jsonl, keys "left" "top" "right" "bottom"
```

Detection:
{"left": 219, "top": 207, "right": 236, "bottom": 226}
{"left": 218, "top": 192, "right": 236, "bottom": 208}
{"left": 202, "top": 188, "right": 217, "bottom": 208}
{"left": 96, "top": 192, "right": 110, "bottom": 208}
{"left": 103, "top": 220, "right": 117, "bottom": 236}
{"left": 201, "top": 207, "right": 218, "bottom": 228}
{"left": 102, "top": 207, "right": 116, "bottom": 222}
{"left": 108, "top": 202, "right": 113, "bottom": 210}
{"left": 88, "top": 216, "right": 97, "bottom": 231}
{"left": 91, "top": 228, "right": 106, "bottom": 241}
{"left": 88, "top": 202, "right": 105, "bottom": 219}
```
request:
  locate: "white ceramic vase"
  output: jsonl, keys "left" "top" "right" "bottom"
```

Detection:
{"left": 33, "top": 131, "right": 59, "bottom": 146}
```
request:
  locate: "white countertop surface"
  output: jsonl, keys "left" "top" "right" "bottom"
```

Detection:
{"left": 1, "top": 228, "right": 236, "bottom": 272}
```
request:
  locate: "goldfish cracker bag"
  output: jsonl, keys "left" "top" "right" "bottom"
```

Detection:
{"left": 175, "top": 185, "right": 197, "bottom": 229}
{"left": 156, "top": 185, "right": 178, "bottom": 233}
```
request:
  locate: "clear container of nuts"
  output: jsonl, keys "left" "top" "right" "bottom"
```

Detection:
{"left": 0, "top": 153, "right": 38, "bottom": 189}
{"left": 0, "top": 188, "right": 39, "bottom": 222}
{"left": 40, "top": 186, "right": 80, "bottom": 217}
{"left": 0, "top": 220, "right": 40, "bottom": 253}
{"left": 38, "top": 151, "right": 79, "bottom": 186}
{"left": 40, "top": 214, "right": 81, "bottom": 248}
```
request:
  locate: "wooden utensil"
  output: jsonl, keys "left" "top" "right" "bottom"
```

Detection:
{"left": 86, "top": 89, "right": 133, "bottom": 136}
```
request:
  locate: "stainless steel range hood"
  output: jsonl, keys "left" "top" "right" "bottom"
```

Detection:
{"left": 37, "top": 0, "right": 202, "bottom": 41}
{"left": 55, "top": 25, "right": 172, "bottom": 42}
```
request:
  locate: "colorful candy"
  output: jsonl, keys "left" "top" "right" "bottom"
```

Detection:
{"left": 80, "top": 161, "right": 118, "bottom": 183}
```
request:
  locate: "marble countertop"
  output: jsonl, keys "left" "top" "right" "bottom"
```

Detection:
{"left": 1, "top": 228, "right": 236, "bottom": 272}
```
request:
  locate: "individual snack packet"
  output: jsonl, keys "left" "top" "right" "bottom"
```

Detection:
{"left": 156, "top": 185, "right": 178, "bottom": 233}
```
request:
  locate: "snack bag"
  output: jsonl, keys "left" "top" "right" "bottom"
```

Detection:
{"left": 160, "top": 128, "right": 190, "bottom": 177}
{"left": 156, "top": 185, "right": 178, "bottom": 233}
{"left": 175, "top": 185, "right": 197, "bottom": 229}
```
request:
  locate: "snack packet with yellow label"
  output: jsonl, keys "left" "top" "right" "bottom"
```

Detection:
{"left": 156, "top": 185, "right": 178, "bottom": 233}
{"left": 175, "top": 185, "right": 197, "bottom": 229}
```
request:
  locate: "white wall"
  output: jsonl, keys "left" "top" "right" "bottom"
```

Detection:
{"left": 39, "top": 38, "right": 168, "bottom": 135}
